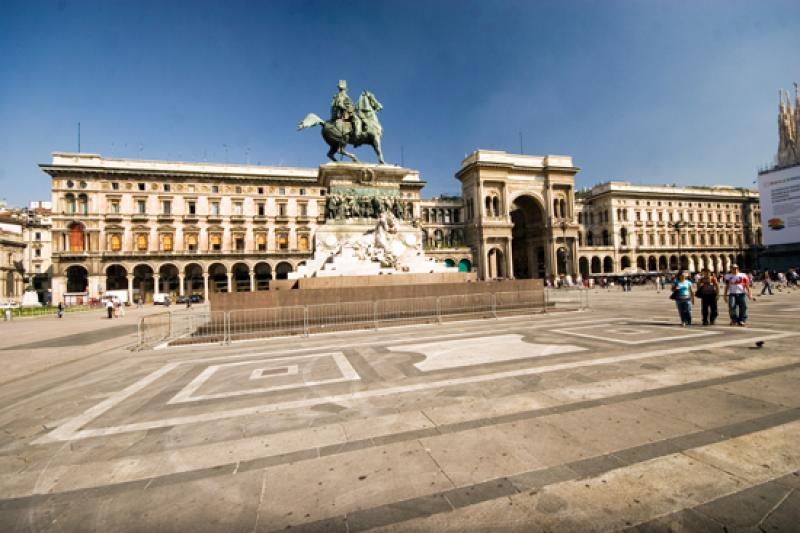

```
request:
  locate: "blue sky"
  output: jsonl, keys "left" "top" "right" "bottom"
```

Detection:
{"left": 1, "top": 0, "right": 799, "bottom": 205}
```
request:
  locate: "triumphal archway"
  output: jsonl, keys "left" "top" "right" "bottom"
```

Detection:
{"left": 456, "top": 150, "right": 579, "bottom": 280}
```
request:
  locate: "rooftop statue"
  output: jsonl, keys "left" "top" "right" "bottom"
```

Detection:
{"left": 776, "top": 83, "right": 800, "bottom": 168}
{"left": 297, "top": 80, "right": 386, "bottom": 164}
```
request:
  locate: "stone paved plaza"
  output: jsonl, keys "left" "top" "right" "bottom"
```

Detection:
{"left": 1, "top": 288, "right": 800, "bottom": 532}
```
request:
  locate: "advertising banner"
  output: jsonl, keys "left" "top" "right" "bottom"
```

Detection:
{"left": 757, "top": 166, "right": 800, "bottom": 246}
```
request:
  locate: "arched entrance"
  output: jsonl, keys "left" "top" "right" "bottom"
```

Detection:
{"left": 208, "top": 263, "right": 228, "bottom": 292}
{"left": 275, "top": 262, "right": 293, "bottom": 280}
{"left": 184, "top": 263, "right": 204, "bottom": 298}
{"left": 579, "top": 257, "right": 589, "bottom": 277}
{"left": 5, "top": 271, "right": 14, "bottom": 297}
{"left": 232, "top": 263, "right": 251, "bottom": 292}
{"left": 105, "top": 265, "right": 127, "bottom": 291}
{"left": 132, "top": 264, "right": 155, "bottom": 303}
{"left": 510, "top": 195, "right": 546, "bottom": 279}
{"left": 66, "top": 265, "right": 88, "bottom": 293}
{"left": 621, "top": 256, "right": 632, "bottom": 270}
{"left": 591, "top": 256, "right": 601, "bottom": 274}
{"left": 648, "top": 256, "right": 658, "bottom": 271}
{"left": 603, "top": 256, "right": 614, "bottom": 273}
{"left": 444, "top": 258, "right": 456, "bottom": 268}
{"left": 158, "top": 264, "right": 180, "bottom": 296}
{"left": 458, "top": 259, "right": 472, "bottom": 273}
{"left": 254, "top": 262, "right": 272, "bottom": 290}
{"left": 636, "top": 257, "right": 646, "bottom": 270}
{"left": 487, "top": 248, "right": 505, "bottom": 278}
{"left": 556, "top": 247, "right": 568, "bottom": 275}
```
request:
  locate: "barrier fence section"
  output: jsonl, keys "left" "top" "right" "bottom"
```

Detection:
{"left": 137, "top": 289, "right": 589, "bottom": 348}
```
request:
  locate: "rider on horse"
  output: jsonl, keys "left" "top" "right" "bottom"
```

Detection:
{"left": 330, "top": 80, "right": 362, "bottom": 140}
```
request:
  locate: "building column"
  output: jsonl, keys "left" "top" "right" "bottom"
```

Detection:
{"left": 526, "top": 239, "right": 536, "bottom": 279}
{"left": 153, "top": 274, "right": 161, "bottom": 294}
{"left": 226, "top": 272, "right": 233, "bottom": 293}
{"left": 178, "top": 274, "right": 185, "bottom": 296}
{"left": 505, "top": 238, "right": 514, "bottom": 279}
{"left": 545, "top": 236, "right": 557, "bottom": 279}
{"left": 126, "top": 275, "right": 134, "bottom": 304}
{"left": 202, "top": 273, "right": 209, "bottom": 302}
{"left": 249, "top": 271, "right": 255, "bottom": 292}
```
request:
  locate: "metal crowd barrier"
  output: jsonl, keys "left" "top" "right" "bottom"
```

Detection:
{"left": 137, "top": 289, "right": 589, "bottom": 349}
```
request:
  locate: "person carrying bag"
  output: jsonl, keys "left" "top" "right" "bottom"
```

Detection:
{"left": 671, "top": 271, "right": 695, "bottom": 327}
{"left": 696, "top": 269, "right": 719, "bottom": 325}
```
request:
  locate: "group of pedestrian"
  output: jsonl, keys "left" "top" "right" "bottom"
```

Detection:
{"left": 104, "top": 298, "right": 126, "bottom": 319}
{"left": 670, "top": 264, "right": 753, "bottom": 327}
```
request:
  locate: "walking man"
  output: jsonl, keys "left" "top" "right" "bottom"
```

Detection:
{"left": 105, "top": 298, "right": 114, "bottom": 319}
{"left": 724, "top": 264, "right": 752, "bottom": 327}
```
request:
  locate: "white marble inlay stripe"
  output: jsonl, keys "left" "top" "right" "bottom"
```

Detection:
{"left": 390, "top": 334, "right": 585, "bottom": 372}
{"left": 552, "top": 321, "right": 721, "bottom": 344}
{"left": 168, "top": 353, "right": 359, "bottom": 404}
{"left": 33, "top": 329, "right": 797, "bottom": 444}
{"left": 250, "top": 366, "right": 298, "bottom": 380}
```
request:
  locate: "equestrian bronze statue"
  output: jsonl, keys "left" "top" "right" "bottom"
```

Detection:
{"left": 297, "top": 80, "right": 386, "bottom": 164}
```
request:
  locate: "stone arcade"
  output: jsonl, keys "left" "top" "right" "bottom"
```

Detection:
{"left": 43, "top": 150, "right": 762, "bottom": 304}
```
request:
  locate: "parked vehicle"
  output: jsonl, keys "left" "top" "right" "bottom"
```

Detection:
{"left": 104, "top": 290, "right": 129, "bottom": 305}
{"left": 152, "top": 293, "right": 171, "bottom": 305}
{"left": 189, "top": 294, "right": 204, "bottom": 304}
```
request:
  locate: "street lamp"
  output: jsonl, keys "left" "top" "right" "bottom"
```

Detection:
{"left": 560, "top": 220, "right": 571, "bottom": 278}
{"left": 672, "top": 221, "right": 683, "bottom": 272}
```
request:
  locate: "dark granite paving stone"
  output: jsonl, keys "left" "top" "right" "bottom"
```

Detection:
{"left": 774, "top": 470, "right": 800, "bottom": 490}
{"left": 668, "top": 429, "right": 727, "bottom": 450}
{"left": 625, "top": 507, "right": 726, "bottom": 532}
{"left": 761, "top": 490, "right": 800, "bottom": 532}
{"left": 370, "top": 427, "right": 440, "bottom": 446}
{"left": 507, "top": 464, "right": 577, "bottom": 491}
{"left": 342, "top": 352, "right": 383, "bottom": 383}
{"left": 317, "top": 438, "right": 375, "bottom": 457}
{"left": 273, "top": 515, "right": 348, "bottom": 533}
{"left": 566, "top": 454, "right": 627, "bottom": 478}
{"left": 693, "top": 480, "right": 794, "bottom": 530}
{"left": 237, "top": 449, "right": 319, "bottom": 473}
{"left": 147, "top": 462, "right": 235, "bottom": 488}
{"left": 611, "top": 439, "right": 683, "bottom": 465}
{"left": 442, "top": 478, "right": 518, "bottom": 508}
{"left": 347, "top": 494, "right": 452, "bottom": 532}
{"left": 716, "top": 408, "right": 800, "bottom": 438}
{"left": 0, "top": 478, "right": 150, "bottom": 511}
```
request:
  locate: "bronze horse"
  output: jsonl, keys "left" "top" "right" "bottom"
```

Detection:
{"left": 297, "top": 91, "right": 385, "bottom": 164}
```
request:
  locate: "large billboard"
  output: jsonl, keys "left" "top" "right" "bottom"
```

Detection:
{"left": 757, "top": 165, "right": 800, "bottom": 247}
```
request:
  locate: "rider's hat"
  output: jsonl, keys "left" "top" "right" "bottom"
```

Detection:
{"left": 338, "top": 80, "right": 347, "bottom": 90}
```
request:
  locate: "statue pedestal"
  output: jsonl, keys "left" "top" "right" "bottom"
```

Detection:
{"left": 289, "top": 162, "right": 456, "bottom": 280}
{"left": 292, "top": 219, "right": 456, "bottom": 279}
{"left": 21, "top": 290, "right": 41, "bottom": 308}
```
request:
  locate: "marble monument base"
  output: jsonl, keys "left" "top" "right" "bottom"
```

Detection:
{"left": 291, "top": 220, "right": 457, "bottom": 279}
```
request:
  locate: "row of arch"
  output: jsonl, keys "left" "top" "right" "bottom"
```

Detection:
{"left": 444, "top": 258, "right": 473, "bottom": 272}
{"left": 64, "top": 260, "right": 304, "bottom": 301}
{"left": 577, "top": 253, "right": 746, "bottom": 275}
{"left": 421, "top": 228, "right": 464, "bottom": 248}
{"left": 421, "top": 207, "right": 461, "bottom": 224}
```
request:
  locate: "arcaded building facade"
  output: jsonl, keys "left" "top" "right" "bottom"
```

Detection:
{"left": 44, "top": 153, "right": 329, "bottom": 304}
{"left": 43, "top": 150, "right": 762, "bottom": 303}
{"left": 0, "top": 219, "right": 26, "bottom": 300}
{"left": 575, "top": 182, "right": 761, "bottom": 277}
